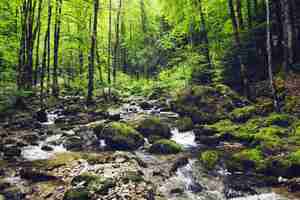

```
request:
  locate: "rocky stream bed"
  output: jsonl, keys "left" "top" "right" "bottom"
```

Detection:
{"left": 0, "top": 95, "right": 300, "bottom": 200}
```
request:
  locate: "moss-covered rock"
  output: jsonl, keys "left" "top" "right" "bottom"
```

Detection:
{"left": 149, "top": 139, "right": 183, "bottom": 154}
{"left": 265, "top": 113, "right": 293, "bottom": 127}
{"left": 63, "top": 188, "right": 90, "bottom": 200}
{"left": 229, "top": 106, "right": 256, "bottom": 123}
{"left": 98, "top": 122, "right": 144, "bottom": 150}
{"left": 176, "top": 117, "right": 193, "bottom": 132}
{"left": 199, "top": 150, "right": 219, "bottom": 170}
{"left": 171, "top": 85, "right": 246, "bottom": 124}
{"left": 137, "top": 117, "right": 171, "bottom": 140}
{"left": 254, "top": 126, "right": 287, "bottom": 153}
{"left": 284, "top": 96, "right": 300, "bottom": 115}
{"left": 229, "top": 149, "right": 265, "bottom": 171}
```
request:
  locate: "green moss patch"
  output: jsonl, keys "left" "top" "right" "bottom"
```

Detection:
{"left": 149, "top": 139, "right": 183, "bottom": 154}
{"left": 199, "top": 150, "right": 219, "bottom": 170}
{"left": 100, "top": 122, "right": 144, "bottom": 150}
{"left": 137, "top": 117, "right": 171, "bottom": 139}
{"left": 229, "top": 106, "right": 256, "bottom": 123}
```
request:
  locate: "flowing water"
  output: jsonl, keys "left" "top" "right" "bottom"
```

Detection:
{"left": 16, "top": 103, "right": 299, "bottom": 200}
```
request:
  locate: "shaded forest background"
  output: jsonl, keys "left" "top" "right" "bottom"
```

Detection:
{"left": 0, "top": 0, "right": 300, "bottom": 107}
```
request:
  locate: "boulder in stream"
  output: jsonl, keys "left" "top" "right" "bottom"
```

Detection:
{"left": 149, "top": 139, "right": 183, "bottom": 154}
{"left": 96, "top": 122, "right": 144, "bottom": 150}
{"left": 137, "top": 117, "right": 172, "bottom": 142}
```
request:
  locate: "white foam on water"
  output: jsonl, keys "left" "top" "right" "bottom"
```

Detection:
{"left": 171, "top": 128, "right": 197, "bottom": 149}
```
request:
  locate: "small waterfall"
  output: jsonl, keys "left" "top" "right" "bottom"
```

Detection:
{"left": 171, "top": 128, "right": 197, "bottom": 149}
{"left": 21, "top": 134, "right": 66, "bottom": 161}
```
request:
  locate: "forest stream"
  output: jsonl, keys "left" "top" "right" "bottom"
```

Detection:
{"left": 0, "top": 96, "right": 299, "bottom": 200}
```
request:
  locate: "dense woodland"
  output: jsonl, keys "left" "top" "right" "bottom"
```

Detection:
{"left": 1, "top": 0, "right": 300, "bottom": 200}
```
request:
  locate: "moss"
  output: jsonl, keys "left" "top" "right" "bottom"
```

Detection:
{"left": 254, "top": 126, "right": 287, "bottom": 153}
{"left": 101, "top": 122, "right": 144, "bottom": 150}
{"left": 63, "top": 188, "right": 90, "bottom": 200}
{"left": 255, "top": 99, "right": 274, "bottom": 116}
{"left": 288, "top": 150, "right": 300, "bottom": 165}
{"left": 199, "top": 150, "right": 219, "bottom": 170}
{"left": 265, "top": 113, "right": 293, "bottom": 127}
{"left": 231, "top": 148, "right": 265, "bottom": 171}
{"left": 137, "top": 117, "right": 171, "bottom": 139}
{"left": 32, "top": 152, "right": 82, "bottom": 169}
{"left": 284, "top": 96, "right": 300, "bottom": 114}
{"left": 176, "top": 117, "right": 193, "bottom": 132}
{"left": 149, "top": 139, "right": 183, "bottom": 154}
{"left": 207, "top": 120, "right": 239, "bottom": 137}
{"left": 229, "top": 105, "right": 256, "bottom": 123}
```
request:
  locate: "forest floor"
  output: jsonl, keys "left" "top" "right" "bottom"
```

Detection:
{"left": 1, "top": 81, "right": 300, "bottom": 200}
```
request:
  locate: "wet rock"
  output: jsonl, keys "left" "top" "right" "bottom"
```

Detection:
{"left": 189, "top": 182, "right": 203, "bottom": 193}
{"left": 176, "top": 117, "right": 193, "bottom": 132}
{"left": 63, "top": 188, "right": 90, "bottom": 200}
{"left": 170, "top": 157, "right": 189, "bottom": 173}
{"left": 21, "top": 133, "right": 39, "bottom": 144}
{"left": 41, "top": 145, "right": 54, "bottom": 151}
{"left": 194, "top": 125, "right": 217, "bottom": 136}
{"left": 287, "top": 178, "right": 300, "bottom": 192}
{"left": 36, "top": 109, "right": 48, "bottom": 123}
{"left": 3, "top": 145, "right": 21, "bottom": 157}
{"left": 108, "top": 109, "right": 121, "bottom": 121}
{"left": 137, "top": 117, "right": 172, "bottom": 140}
{"left": 1, "top": 185, "right": 27, "bottom": 200}
{"left": 149, "top": 140, "right": 183, "bottom": 154}
{"left": 140, "top": 101, "right": 153, "bottom": 110}
{"left": 63, "top": 136, "right": 84, "bottom": 150}
{"left": 20, "top": 168, "right": 57, "bottom": 182}
{"left": 170, "top": 188, "right": 184, "bottom": 194}
{"left": 195, "top": 135, "right": 220, "bottom": 146}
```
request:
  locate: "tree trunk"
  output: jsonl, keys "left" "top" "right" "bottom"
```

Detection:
{"left": 280, "top": 0, "right": 293, "bottom": 75}
{"left": 198, "top": 0, "right": 212, "bottom": 70}
{"left": 46, "top": 0, "right": 52, "bottom": 94}
{"left": 113, "top": 0, "right": 122, "bottom": 85}
{"left": 107, "top": 0, "right": 112, "bottom": 98}
{"left": 87, "top": 0, "right": 99, "bottom": 103}
{"left": 52, "top": 0, "right": 62, "bottom": 97}
{"left": 265, "top": 0, "right": 279, "bottom": 111}
{"left": 228, "top": 0, "right": 250, "bottom": 97}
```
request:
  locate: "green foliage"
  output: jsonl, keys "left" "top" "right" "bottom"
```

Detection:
{"left": 199, "top": 150, "right": 219, "bottom": 170}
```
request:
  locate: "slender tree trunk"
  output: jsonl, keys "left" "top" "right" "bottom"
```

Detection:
{"left": 107, "top": 0, "right": 112, "bottom": 98}
{"left": 87, "top": 0, "right": 99, "bottom": 103}
{"left": 246, "top": 0, "right": 252, "bottom": 29}
{"left": 236, "top": 0, "right": 244, "bottom": 30}
{"left": 198, "top": 0, "right": 212, "bottom": 70}
{"left": 265, "top": 0, "right": 279, "bottom": 111}
{"left": 34, "top": 23, "right": 41, "bottom": 86}
{"left": 113, "top": 0, "right": 122, "bottom": 85}
{"left": 33, "top": 0, "right": 43, "bottom": 86}
{"left": 53, "top": 0, "right": 62, "bottom": 97}
{"left": 228, "top": 0, "right": 250, "bottom": 97}
{"left": 280, "top": 0, "right": 293, "bottom": 75}
{"left": 46, "top": 0, "right": 52, "bottom": 94}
